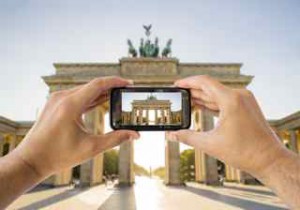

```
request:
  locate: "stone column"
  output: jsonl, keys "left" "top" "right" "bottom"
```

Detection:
{"left": 138, "top": 108, "right": 143, "bottom": 125}
{"left": 165, "top": 133, "right": 182, "bottom": 185}
{"left": 8, "top": 134, "right": 16, "bottom": 152}
{"left": 137, "top": 108, "right": 140, "bottom": 124}
{"left": 155, "top": 109, "right": 158, "bottom": 124}
{"left": 161, "top": 109, "right": 165, "bottom": 123}
{"left": 194, "top": 109, "right": 220, "bottom": 185}
{"left": 79, "top": 108, "right": 104, "bottom": 187}
{"left": 225, "top": 164, "right": 241, "bottom": 182}
{"left": 240, "top": 171, "right": 257, "bottom": 184}
{"left": 166, "top": 108, "right": 171, "bottom": 124}
{"left": 194, "top": 109, "right": 205, "bottom": 183}
{"left": 90, "top": 106, "right": 105, "bottom": 185}
{"left": 146, "top": 109, "right": 149, "bottom": 124}
{"left": 54, "top": 168, "right": 72, "bottom": 186}
{"left": 0, "top": 134, "right": 3, "bottom": 157}
{"left": 134, "top": 108, "right": 138, "bottom": 124}
{"left": 132, "top": 108, "right": 136, "bottom": 124}
{"left": 289, "top": 130, "right": 299, "bottom": 154}
{"left": 225, "top": 164, "right": 232, "bottom": 181}
{"left": 118, "top": 140, "right": 134, "bottom": 186}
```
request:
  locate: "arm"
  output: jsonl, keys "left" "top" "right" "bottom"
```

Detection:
{"left": 168, "top": 75, "right": 300, "bottom": 209}
{"left": 0, "top": 76, "right": 140, "bottom": 209}
{"left": 0, "top": 151, "right": 44, "bottom": 208}
{"left": 259, "top": 149, "right": 300, "bottom": 209}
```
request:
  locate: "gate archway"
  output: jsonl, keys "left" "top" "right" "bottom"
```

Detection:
{"left": 43, "top": 57, "right": 254, "bottom": 186}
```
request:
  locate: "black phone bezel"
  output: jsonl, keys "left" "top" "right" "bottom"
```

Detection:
{"left": 109, "top": 87, "right": 191, "bottom": 131}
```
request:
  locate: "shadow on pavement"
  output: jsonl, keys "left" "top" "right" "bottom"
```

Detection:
{"left": 18, "top": 187, "right": 88, "bottom": 210}
{"left": 184, "top": 185, "right": 286, "bottom": 210}
{"left": 222, "top": 184, "right": 276, "bottom": 196}
{"left": 98, "top": 186, "right": 136, "bottom": 210}
{"left": 25, "top": 184, "right": 56, "bottom": 194}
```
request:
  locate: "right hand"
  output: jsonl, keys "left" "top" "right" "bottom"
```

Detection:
{"left": 167, "top": 75, "right": 288, "bottom": 178}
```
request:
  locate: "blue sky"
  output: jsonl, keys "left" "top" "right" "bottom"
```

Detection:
{"left": 0, "top": 0, "right": 299, "bottom": 167}
{"left": 0, "top": 0, "right": 299, "bottom": 121}
{"left": 122, "top": 92, "right": 181, "bottom": 112}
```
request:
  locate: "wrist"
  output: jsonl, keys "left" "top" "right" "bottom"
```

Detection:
{"left": 0, "top": 150, "right": 46, "bottom": 209}
{"left": 8, "top": 150, "right": 47, "bottom": 183}
{"left": 254, "top": 147, "right": 300, "bottom": 210}
{"left": 255, "top": 144, "right": 295, "bottom": 184}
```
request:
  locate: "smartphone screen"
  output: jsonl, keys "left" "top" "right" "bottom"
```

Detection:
{"left": 110, "top": 87, "right": 191, "bottom": 131}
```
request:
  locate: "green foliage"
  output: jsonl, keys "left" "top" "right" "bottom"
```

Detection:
{"left": 153, "top": 167, "right": 165, "bottom": 179}
{"left": 103, "top": 149, "right": 119, "bottom": 175}
{"left": 153, "top": 149, "right": 195, "bottom": 182}
{"left": 134, "top": 163, "right": 150, "bottom": 176}
{"left": 180, "top": 149, "right": 195, "bottom": 182}
{"left": 103, "top": 149, "right": 150, "bottom": 177}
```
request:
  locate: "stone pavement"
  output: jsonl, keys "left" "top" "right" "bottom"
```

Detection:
{"left": 8, "top": 176, "right": 288, "bottom": 210}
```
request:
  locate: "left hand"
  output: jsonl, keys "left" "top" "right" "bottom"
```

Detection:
{"left": 13, "top": 76, "right": 140, "bottom": 179}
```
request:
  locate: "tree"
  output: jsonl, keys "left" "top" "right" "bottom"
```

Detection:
{"left": 180, "top": 149, "right": 195, "bottom": 182}
{"left": 103, "top": 149, "right": 119, "bottom": 176}
{"left": 153, "top": 167, "right": 165, "bottom": 179}
{"left": 134, "top": 163, "right": 150, "bottom": 176}
{"left": 104, "top": 149, "right": 149, "bottom": 177}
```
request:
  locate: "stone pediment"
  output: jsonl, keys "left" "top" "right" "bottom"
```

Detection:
{"left": 43, "top": 57, "right": 253, "bottom": 91}
{"left": 120, "top": 57, "right": 179, "bottom": 76}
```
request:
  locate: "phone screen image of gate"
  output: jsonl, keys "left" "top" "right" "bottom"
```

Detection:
{"left": 121, "top": 92, "right": 182, "bottom": 126}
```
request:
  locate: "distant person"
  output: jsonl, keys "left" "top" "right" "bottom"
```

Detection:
{"left": 0, "top": 76, "right": 299, "bottom": 209}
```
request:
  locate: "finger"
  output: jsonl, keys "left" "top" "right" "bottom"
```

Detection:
{"left": 174, "top": 75, "right": 230, "bottom": 106}
{"left": 65, "top": 84, "right": 85, "bottom": 94}
{"left": 192, "top": 104, "right": 220, "bottom": 118}
{"left": 83, "top": 91, "right": 109, "bottom": 112}
{"left": 166, "top": 130, "right": 213, "bottom": 153}
{"left": 192, "top": 97, "right": 219, "bottom": 111}
{"left": 86, "top": 130, "right": 140, "bottom": 155}
{"left": 175, "top": 75, "right": 224, "bottom": 91}
{"left": 71, "top": 76, "right": 132, "bottom": 112}
{"left": 190, "top": 89, "right": 212, "bottom": 103}
{"left": 83, "top": 98, "right": 108, "bottom": 113}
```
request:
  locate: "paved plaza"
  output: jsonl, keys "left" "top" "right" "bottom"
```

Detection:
{"left": 8, "top": 176, "right": 287, "bottom": 210}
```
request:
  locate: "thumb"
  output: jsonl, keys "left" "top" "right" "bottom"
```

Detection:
{"left": 167, "top": 129, "right": 213, "bottom": 152}
{"left": 86, "top": 130, "right": 140, "bottom": 155}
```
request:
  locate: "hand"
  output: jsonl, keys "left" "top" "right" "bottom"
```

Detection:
{"left": 13, "top": 76, "right": 140, "bottom": 179}
{"left": 167, "top": 75, "right": 287, "bottom": 178}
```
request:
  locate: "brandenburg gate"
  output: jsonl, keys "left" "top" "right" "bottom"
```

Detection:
{"left": 41, "top": 56, "right": 254, "bottom": 186}
{"left": 122, "top": 96, "right": 181, "bottom": 126}
{"left": 1, "top": 26, "right": 299, "bottom": 186}
{"left": 40, "top": 26, "right": 257, "bottom": 186}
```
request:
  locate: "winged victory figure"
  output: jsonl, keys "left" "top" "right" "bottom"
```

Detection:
{"left": 143, "top": 24, "right": 152, "bottom": 37}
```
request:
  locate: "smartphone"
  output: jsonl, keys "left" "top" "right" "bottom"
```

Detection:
{"left": 110, "top": 87, "right": 191, "bottom": 131}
